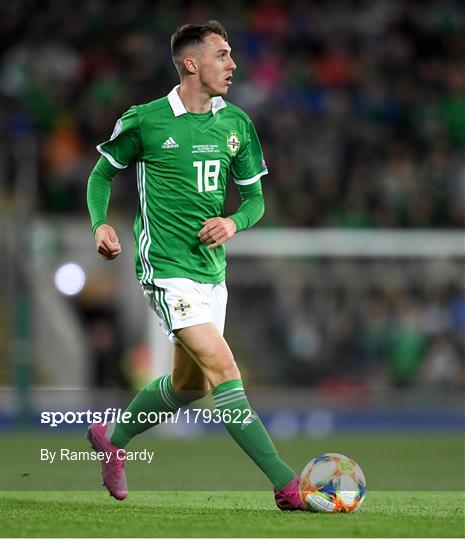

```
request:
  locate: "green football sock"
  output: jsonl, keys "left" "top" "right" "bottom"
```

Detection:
{"left": 108, "top": 374, "right": 190, "bottom": 448}
{"left": 212, "top": 379, "right": 296, "bottom": 490}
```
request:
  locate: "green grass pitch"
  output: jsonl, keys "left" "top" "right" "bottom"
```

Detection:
{"left": 2, "top": 490, "right": 464, "bottom": 537}
{"left": 1, "top": 433, "right": 464, "bottom": 537}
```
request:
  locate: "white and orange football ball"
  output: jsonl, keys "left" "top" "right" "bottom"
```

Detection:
{"left": 300, "top": 453, "right": 366, "bottom": 513}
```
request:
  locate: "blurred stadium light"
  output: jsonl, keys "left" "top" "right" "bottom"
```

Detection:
{"left": 54, "top": 262, "right": 86, "bottom": 296}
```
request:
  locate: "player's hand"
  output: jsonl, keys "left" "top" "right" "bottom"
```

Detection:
{"left": 94, "top": 224, "right": 122, "bottom": 260}
{"left": 198, "top": 217, "right": 237, "bottom": 249}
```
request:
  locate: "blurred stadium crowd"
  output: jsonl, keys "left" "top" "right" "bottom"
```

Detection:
{"left": 2, "top": 0, "right": 464, "bottom": 390}
{"left": 2, "top": 0, "right": 464, "bottom": 227}
{"left": 229, "top": 260, "right": 465, "bottom": 389}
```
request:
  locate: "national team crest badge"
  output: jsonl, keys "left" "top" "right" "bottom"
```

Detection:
{"left": 174, "top": 298, "right": 191, "bottom": 318}
{"left": 227, "top": 132, "right": 240, "bottom": 155}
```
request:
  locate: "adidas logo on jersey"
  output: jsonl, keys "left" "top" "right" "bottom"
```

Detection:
{"left": 161, "top": 137, "right": 179, "bottom": 149}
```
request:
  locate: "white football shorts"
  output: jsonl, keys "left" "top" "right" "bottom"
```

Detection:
{"left": 142, "top": 278, "right": 228, "bottom": 345}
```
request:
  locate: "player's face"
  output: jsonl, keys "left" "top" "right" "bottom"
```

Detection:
{"left": 197, "top": 33, "right": 236, "bottom": 96}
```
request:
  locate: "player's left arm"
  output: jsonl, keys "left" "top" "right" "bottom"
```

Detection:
{"left": 198, "top": 181, "right": 264, "bottom": 249}
{"left": 198, "top": 116, "right": 267, "bottom": 250}
{"left": 229, "top": 180, "right": 265, "bottom": 231}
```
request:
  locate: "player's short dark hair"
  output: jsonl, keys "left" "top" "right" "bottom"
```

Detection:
{"left": 171, "top": 20, "right": 228, "bottom": 67}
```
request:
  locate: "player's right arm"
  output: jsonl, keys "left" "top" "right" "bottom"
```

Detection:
{"left": 86, "top": 107, "right": 142, "bottom": 260}
{"left": 87, "top": 157, "right": 122, "bottom": 259}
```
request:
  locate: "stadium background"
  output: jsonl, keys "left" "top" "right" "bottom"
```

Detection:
{"left": 1, "top": 0, "right": 464, "bottom": 497}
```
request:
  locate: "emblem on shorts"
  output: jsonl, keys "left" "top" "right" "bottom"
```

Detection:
{"left": 227, "top": 132, "right": 240, "bottom": 155}
{"left": 174, "top": 298, "right": 191, "bottom": 318}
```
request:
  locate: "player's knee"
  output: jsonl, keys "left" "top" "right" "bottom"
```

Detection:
{"left": 209, "top": 358, "right": 241, "bottom": 385}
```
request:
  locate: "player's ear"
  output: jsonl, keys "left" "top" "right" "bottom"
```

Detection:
{"left": 183, "top": 56, "right": 197, "bottom": 74}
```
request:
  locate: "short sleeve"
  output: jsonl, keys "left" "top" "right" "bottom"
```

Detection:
{"left": 230, "top": 117, "right": 268, "bottom": 186}
{"left": 97, "top": 107, "right": 143, "bottom": 168}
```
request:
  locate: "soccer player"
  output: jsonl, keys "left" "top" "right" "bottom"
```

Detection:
{"left": 86, "top": 20, "right": 303, "bottom": 511}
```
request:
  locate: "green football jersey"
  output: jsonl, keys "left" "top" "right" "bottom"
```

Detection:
{"left": 97, "top": 86, "right": 267, "bottom": 284}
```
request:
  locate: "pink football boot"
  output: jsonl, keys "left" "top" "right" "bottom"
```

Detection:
{"left": 86, "top": 423, "right": 128, "bottom": 500}
{"left": 274, "top": 476, "right": 305, "bottom": 511}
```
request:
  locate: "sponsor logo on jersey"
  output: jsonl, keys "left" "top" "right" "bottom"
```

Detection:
{"left": 227, "top": 132, "right": 240, "bottom": 155}
{"left": 110, "top": 119, "right": 123, "bottom": 141}
{"left": 161, "top": 137, "right": 179, "bottom": 149}
{"left": 173, "top": 298, "right": 191, "bottom": 318}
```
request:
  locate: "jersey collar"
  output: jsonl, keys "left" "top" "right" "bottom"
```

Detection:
{"left": 167, "top": 85, "right": 227, "bottom": 117}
